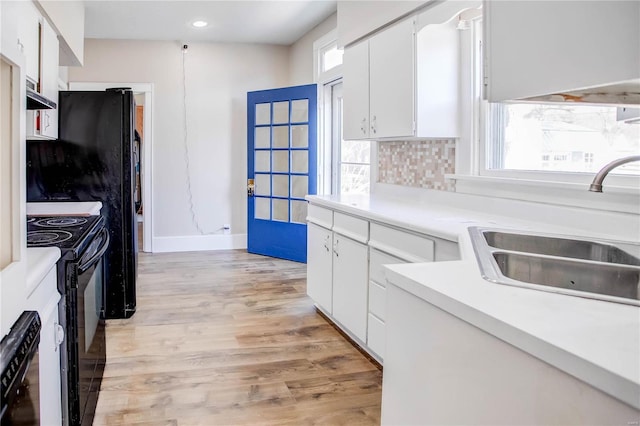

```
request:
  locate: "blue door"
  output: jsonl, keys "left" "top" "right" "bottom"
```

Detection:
{"left": 247, "top": 84, "right": 317, "bottom": 263}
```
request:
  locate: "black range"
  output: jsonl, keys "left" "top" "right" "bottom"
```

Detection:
{"left": 27, "top": 215, "right": 108, "bottom": 426}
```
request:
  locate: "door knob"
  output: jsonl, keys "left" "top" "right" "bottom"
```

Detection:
{"left": 247, "top": 179, "right": 255, "bottom": 197}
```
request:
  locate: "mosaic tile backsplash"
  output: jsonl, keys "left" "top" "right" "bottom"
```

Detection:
{"left": 378, "top": 140, "right": 456, "bottom": 191}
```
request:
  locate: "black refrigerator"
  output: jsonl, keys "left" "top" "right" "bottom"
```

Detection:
{"left": 26, "top": 89, "right": 138, "bottom": 319}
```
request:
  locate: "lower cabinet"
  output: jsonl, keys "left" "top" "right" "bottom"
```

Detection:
{"left": 306, "top": 201, "right": 459, "bottom": 365}
{"left": 307, "top": 223, "right": 333, "bottom": 313}
{"left": 332, "top": 234, "right": 368, "bottom": 343}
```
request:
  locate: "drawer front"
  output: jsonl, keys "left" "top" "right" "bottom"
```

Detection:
{"left": 307, "top": 204, "right": 333, "bottom": 228}
{"left": 369, "top": 223, "right": 434, "bottom": 262}
{"left": 367, "top": 313, "right": 386, "bottom": 360}
{"left": 333, "top": 212, "right": 369, "bottom": 243}
{"left": 369, "top": 280, "right": 387, "bottom": 320}
{"left": 369, "top": 248, "right": 406, "bottom": 285}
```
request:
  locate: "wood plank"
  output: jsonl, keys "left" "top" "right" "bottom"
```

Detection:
{"left": 93, "top": 250, "right": 382, "bottom": 425}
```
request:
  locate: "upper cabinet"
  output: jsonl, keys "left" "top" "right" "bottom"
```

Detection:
{"left": 484, "top": 0, "right": 640, "bottom": 104}
{"left": 26, "top": 13, "right": 59, "bottom": 140}
{"left": 343, "top": 1, "right": 479, "bottom": 141}
{"left": 343, "top": 18, "right": 415, "bottom": 140}
{"left": 19, "top": 2, "right": 41, "bottom": 85}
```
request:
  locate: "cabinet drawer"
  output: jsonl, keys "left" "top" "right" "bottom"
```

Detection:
{"left": 333, "top": 212, "right": 369, "bottom": 243}
{"left": 367, "top": 313, "right": 386, "bottom": 360}
{"left": 369, "top": 248, "right": 406, "bottom": 285}
{"left": 369, "top": 280, "right": 387, "bottom": 321}
{"left": 307, "top": 204, "right": 333, "bottom": 228}
{"left": 369, "top": 223, "right": 434, "bottom": 262}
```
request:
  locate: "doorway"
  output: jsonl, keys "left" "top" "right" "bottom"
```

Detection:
{"left": 68, "top": 82, "right": 154, "bottom": 253}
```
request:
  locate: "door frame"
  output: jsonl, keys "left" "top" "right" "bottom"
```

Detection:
{"left": 69, "top": 82, "right": 154, "bottom": 253}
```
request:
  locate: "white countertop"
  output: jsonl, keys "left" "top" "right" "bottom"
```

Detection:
{"left": 26, "top": 247, "right": 60, "bottom": 298}
{"left": 27, "top": 201, "right": 102, "bottom": 216}
{"left": 306, "top": 191, "right": 640, "bottom": 410}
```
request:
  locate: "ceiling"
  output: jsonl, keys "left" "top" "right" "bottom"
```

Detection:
{"left": 84, "top": 1, "right": 338, "bottom": 46}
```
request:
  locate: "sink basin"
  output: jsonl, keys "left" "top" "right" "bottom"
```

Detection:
{"left": 483, "top": 231, "right": 640, "bottom": 266}
{"left": 469, "top": 227, "right": 640, "bottom": 306}
{"left": 493, "top": 252, "right": 639, "bottom": 300}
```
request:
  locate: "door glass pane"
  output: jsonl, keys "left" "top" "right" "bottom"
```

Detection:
{"left": 272, "top": 151, "right": 289, "bottom": 172}
{"left": 255, "top": 127, "right": 270, "bottom": 148}
{"left": 272, "top": 175, "right": 289, "bottom": 197}
{"left": 291, "top": 99, "right": 308, "bottom": 122}
{"left": 291, "top": 200, "right": 307, "bottom": 224}
{"left": 255, "top": 151, "right": 270, "bottom": 172}
{"left": 255, "top": 103, "right": 271, "bottom": 125}
{"left": 291, "top": 175, "right": 308, "bottom": 198}
{"left": 272, "top": 199, "right": 289, "bottom": 222}
{"left": 273, "top": 126, "right": 289, "bottom": 148}
{"left": 273, "top": 101, "right": 289, "bottom": 124}
{"left": 255, "top": 174, "right": 270, "bottom": 196}
{"left": 291, "top": 150, "right": 308, "bottom": 174}
{"left": 255, "top": 197, "right": 270, "bottom": 220}
{"left": 291, "top": 125, "right": 308, "bottom": 148}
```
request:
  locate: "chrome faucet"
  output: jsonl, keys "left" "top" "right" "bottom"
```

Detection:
{"left": 588, "top": 155, "right": 640, "bottom": 192}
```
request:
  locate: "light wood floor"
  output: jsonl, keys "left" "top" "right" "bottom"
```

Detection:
{"left": 93, "top": 250, "right": 382, "bottom": 425}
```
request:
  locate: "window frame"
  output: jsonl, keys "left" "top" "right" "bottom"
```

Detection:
{"left": 452, "top": 16, "right": 639, "bottom": 213}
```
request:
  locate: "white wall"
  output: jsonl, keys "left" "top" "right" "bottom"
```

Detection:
{"left": 69, "top": 39, "right": 289, "bottom": 246}
{"left": 289, "top": 13, "right": 337, "bottom": 85}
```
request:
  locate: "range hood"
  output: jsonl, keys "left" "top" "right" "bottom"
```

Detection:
{"left": 26, "top": 81, "right": 56, "bottom": 110}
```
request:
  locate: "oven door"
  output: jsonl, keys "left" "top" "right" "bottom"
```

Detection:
{"left": 75, "top": 228, "right": 109, "bottom": 426}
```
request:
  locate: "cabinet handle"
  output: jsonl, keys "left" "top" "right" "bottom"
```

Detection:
{"left": 323, "top": 235, "right": 330, "bottom": 252}
{"left": 54, "top": 324, "right": 65, "bottom": 349}
{"left": 360, "top": 118, "right": 366, "bottom": 133}
{"left": 371, "top": 116, "right": 377, "bottom": 134}
{"left": 333, "top": 238, "right": 339, "bottom": 257}
{"left": 44, "top": 112, "right": 50, "bottom": 130}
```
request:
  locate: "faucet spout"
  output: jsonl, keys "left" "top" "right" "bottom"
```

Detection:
{"left": 588, "top": 155, "right": 640, "bottom": 192}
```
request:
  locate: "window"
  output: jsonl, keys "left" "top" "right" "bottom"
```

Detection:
{"left": 322, "top": 44, "right": 344, "bottom": 73}
{"left": 315, "top": 30, "right": 370, "bottom": 196}
{"left": 485, "top": 103, "right": 640, "bottom": 175}
{"left": 330, "top": 83, "right": 370, "bottom": 195}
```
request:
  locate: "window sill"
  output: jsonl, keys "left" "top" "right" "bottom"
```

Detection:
{"left": 446, "top": 174, "right": 640, "bottom": 215}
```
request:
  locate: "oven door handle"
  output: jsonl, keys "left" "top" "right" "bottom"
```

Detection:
{"left": 78, "top": 228, "right": 110, "bottom": 273}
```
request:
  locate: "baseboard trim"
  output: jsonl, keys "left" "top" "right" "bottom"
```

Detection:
{"left": 152, "top": 234, "right": 247, "bottom": 253}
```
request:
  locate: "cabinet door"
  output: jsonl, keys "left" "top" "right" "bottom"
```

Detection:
{"left": 484, "top": 0, "right": 640, "bottom": 102}
{"left": 369, "top": 17, "right": 415, "bottom": 139}
{"left": 343, "top": 39, "right": 370, "bottom": 140}
{"left": 332, "top": 234, "right": 368, "bottom": 342}
{"left": 39, "top": 19, "right": 59, "bottom": 139}
{"left": 307, "top": 223, "right": 333, "bottom": 313}
{"left": 19, "top": 2, "right": 40, "bottom": 85}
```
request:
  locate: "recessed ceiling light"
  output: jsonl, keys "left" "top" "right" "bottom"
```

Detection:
{"left": 191, "top": 20, "right": 208, "bottom": 28}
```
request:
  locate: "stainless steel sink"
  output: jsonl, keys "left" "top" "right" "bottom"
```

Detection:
{"left": 483, "top": 231, "right": 640, "bottom": 266}
{"left": 469, "top": 227, "right": 640, "bottom": 306}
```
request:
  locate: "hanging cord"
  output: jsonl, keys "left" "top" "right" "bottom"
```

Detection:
{"left": 181, "top": 45, "right": 221, "bottom": 235}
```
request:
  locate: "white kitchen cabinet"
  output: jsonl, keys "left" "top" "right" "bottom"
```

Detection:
{"left": 343, "top": 17, "right": 414, "bottom": 140}
{"left": 484, "top": 0, "right": 640, "bottom": 103}
{"left": 307, "top": 223, "right": 333, "bottom": 313}
{"left": 369, "top": 18, "right": 415, "bottom": 139}
{"left": 19, "top": 1, "right": 41, "bottom": 85}
{"left": 343, "top": 1, "right": 475, "bottom": 141}
{"left": 343, "top": 40, "right": 370, "bottom": 140}
{"left": 381, "top": 282, "right": 640, "bottom": 424}
{"left": 25, "top": 250, "right": 63, "bottom": 426}
{"left": 332, "top": 233, "right": 369, "bottom": 342}
{"left": 307, "top": 206, "right": 370, "bottom": 346}
{"left": 27, "top": 16, "right": 59, "bottom": 140}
